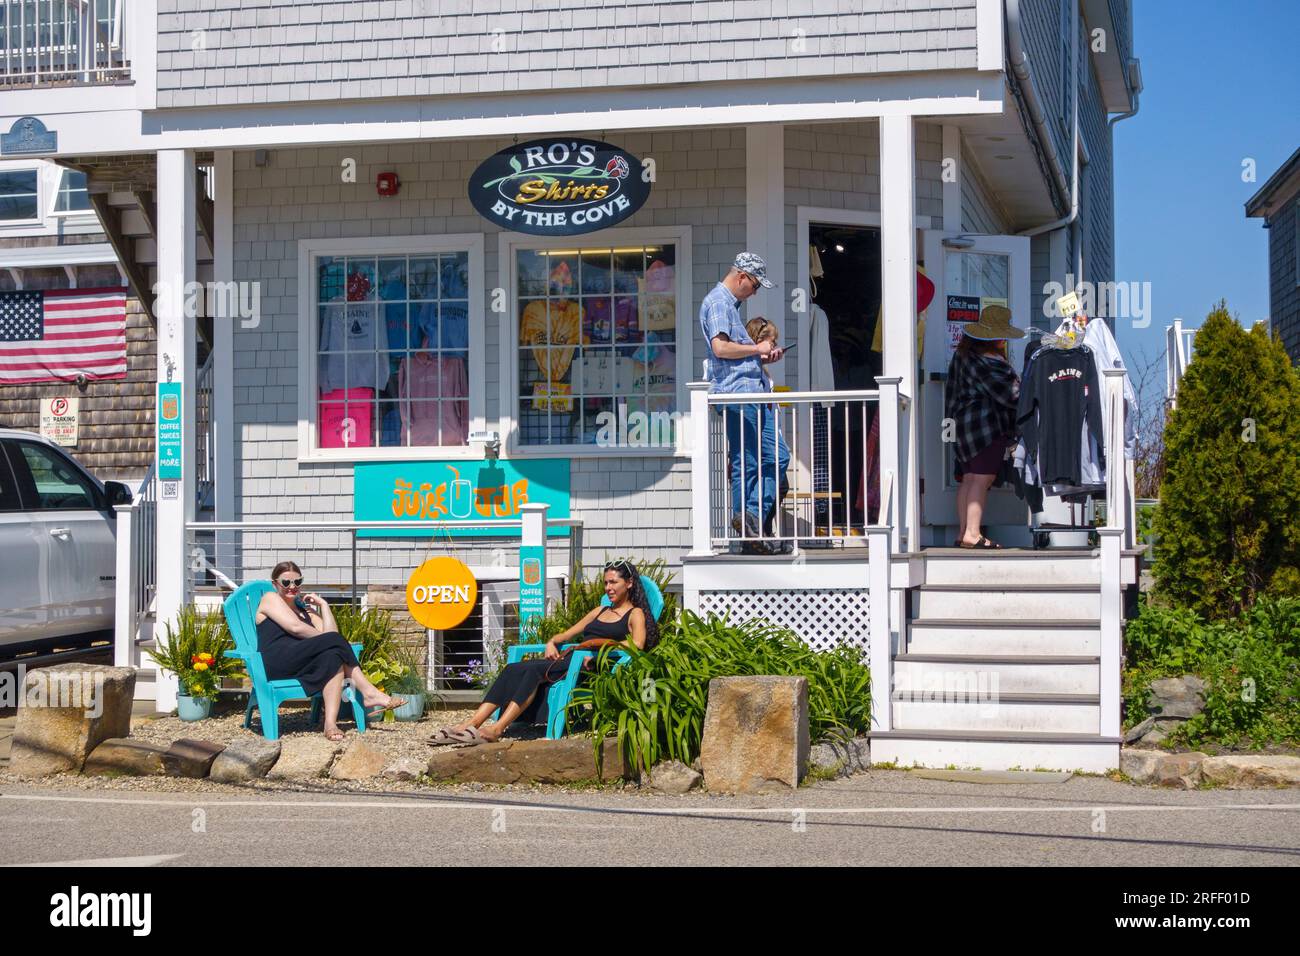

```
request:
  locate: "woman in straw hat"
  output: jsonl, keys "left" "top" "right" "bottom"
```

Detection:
{"left": 943, "top": 304, "right": 1024, "bottom": 549}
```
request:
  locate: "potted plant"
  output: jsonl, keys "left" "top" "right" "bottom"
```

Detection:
{"left": 386, "top": 642, "right": 429, "bottom": 722}
{"left": 147, "top": 605, "right": 242, "bottom": 721}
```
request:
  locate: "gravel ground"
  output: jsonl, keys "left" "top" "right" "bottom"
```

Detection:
{"left": 0, "top": 703, "right": 638, "bottom": 798}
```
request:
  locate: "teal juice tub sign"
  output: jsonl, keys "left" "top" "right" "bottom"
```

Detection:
{"left": 354, "top": 459, "right": 570, "bottom": 537}
{"left": 156, "top": 382, "right": 183, "bottom": 480}
{"left": 518, "top": 544, "right": 547, "bottom": 630}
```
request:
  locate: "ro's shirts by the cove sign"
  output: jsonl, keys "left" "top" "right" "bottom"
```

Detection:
{"left": 468, "top": 138, "right": 650, "bottom": 236}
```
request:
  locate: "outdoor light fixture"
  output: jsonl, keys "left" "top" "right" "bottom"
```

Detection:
{"left": 470, "top": 430, "right": 501, "bottom": 460}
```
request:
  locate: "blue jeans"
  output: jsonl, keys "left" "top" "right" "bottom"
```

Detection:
{"left": 723, "top": 403, "right": 790, "bottom": 527}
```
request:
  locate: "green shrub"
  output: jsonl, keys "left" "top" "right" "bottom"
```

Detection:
{"left": 574, "top": 611, "right": 871, "bottom": 774}
{"left": 1122, "top": 596, "right": 1300, "bottom": 747}
{"left": 148, "top": 605, "right": 243, "bottom": 701}
{"left": 332, "top": 603, "right": 409, "bottom": 690}
{"left": 1152, "top": 303, "right": 1300, "bottom": 618}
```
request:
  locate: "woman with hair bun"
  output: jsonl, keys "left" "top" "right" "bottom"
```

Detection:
{"left": 255, "top": 560, "right": 405, "bottom": 741}
{"left": 429, "top": 560, "right": 659, "bottom": 746}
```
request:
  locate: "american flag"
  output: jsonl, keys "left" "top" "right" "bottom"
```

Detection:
{"left": 0, "top": 286, "right": 128, "bottom": 384}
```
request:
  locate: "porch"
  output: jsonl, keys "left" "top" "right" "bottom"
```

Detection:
{"left": 679, "top": 366, "right": 1141, "bottom": 772}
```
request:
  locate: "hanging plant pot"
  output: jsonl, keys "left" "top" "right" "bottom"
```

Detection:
{"left": 177, "top": 695, "right": 212, "bottom": 722}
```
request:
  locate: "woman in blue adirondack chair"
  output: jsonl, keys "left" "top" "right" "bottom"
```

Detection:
{"left": 429, "top": 560, "right": 660, "bottom": 746}
{"left": 255, "top": 561, "right": 406, "bottom": 741}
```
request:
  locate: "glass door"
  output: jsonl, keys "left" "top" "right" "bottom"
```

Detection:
{"left": 919, "top": 232, "right": 1031, "bottom": 540}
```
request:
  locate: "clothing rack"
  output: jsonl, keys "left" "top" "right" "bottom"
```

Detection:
{"left": 1019, "top": 316, "right": 1102, "bottom": 549}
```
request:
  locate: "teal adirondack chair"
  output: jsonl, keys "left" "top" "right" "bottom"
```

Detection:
{"left": 497, "top": 576, "right": 665, "bottom": 739}
{"left": 222, "top": 580, "right": 368, "bottom": 741}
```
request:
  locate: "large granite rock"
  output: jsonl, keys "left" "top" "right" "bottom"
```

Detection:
{"left": 83, "top": 738, "right": 166, "bottom": 777}
{"left": 267, "top": 736, "right": 343, "bottom": 779}
{"left": 700, "top": 676, "right": 810, "bottom": 793}
{"left": 1201, "top": 755, "right": 1300, "bottom": 789}
{"left": 330, "top": 740, "right": 388, "bottom": 781}
{"left": 163, "top": 739, "right": 226, "bottom": 778}
{"left": 210, "top": 739, "right": 282, "bottom": 783}
{"left": 644, "top": 760, "right": 702, "bottom": 794}
{"left": 8, "top": 665, "right": 136, "bottom": 776}
{"left": 1120, "top": 748, "right": 1207, "bottom": 789}
{"left": 426, "top": 736, "right": 627, "bottom": 784}
{"left": 1146, "top": 676, "right": 1206, "bottom": 720}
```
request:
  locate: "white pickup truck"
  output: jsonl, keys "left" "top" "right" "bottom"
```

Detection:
{"left": 0, "top": 428, "right": 134, "bottom": 648}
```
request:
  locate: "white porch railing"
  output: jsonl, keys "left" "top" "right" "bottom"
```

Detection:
{"left": 0, "top": 0, "right": 130, "bottom": 87}
{"left": 1165, "top": 318, "right": 1197, "bottom": 408}
{"left": 688, "top": 380, "right": 904, "bottom": 555}
{"left": 113, "top": 463, "right": 156, "bottom": 668}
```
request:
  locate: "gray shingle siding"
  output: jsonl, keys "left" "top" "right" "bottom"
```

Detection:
{"left": 157, "top": 0, "right": 980, "bottom": 108}
{"left": 1267, "top": 198, "right": 1300, "bottom": 364}
{"left": 227, "top": 121, "right": 950, "bottom": 577}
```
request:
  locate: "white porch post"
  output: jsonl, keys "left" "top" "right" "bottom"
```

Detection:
{"left": 212, "top": 150, "right": 237, "bottom": 583}
{"left": 1098, "top": 368, "right": 1127, "bottom": 739}
{"left": 867, "top": 516, "right": 893, "bottom": 734}
{"left": 880, "top": 115, "right": 919, "bottom": 551}
{"left": 113, "top": 504, "right": 135, "bottom": 667}
{"left": 688, "top": 381, "right": 712, "bottom": 557}
{"left": 745, "top": 125, "right": 786, "bottom": 386}
{"left": 154, "top": 148, "right": 198, "bottom": 713}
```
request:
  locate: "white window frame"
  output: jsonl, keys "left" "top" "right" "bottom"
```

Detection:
{"left": 48, "top": 167, "right": 94, "bottom": 219}
{"left": 0, "top": 165, "right": 43, "bottom": 227}
{"left": 296, "top": 233, "right": 486, "bottom": 463}
{"left": 497, "top": 224, "right": 693, "bottom": 459}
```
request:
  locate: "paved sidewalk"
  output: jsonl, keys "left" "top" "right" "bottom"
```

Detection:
{"left": 2, "top": 771, "right": 1297, "bottom": 866}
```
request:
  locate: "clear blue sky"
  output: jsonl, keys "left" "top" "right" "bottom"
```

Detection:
{"left": 1114, "top": 0, "right": 1300, "bottom": 380}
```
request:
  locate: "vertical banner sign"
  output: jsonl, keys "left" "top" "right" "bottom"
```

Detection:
{"left": 157, "top": 382, "right": 183, "bottom": 480}
{"left": 518, "top": 543, "right": 547, "bottom": 634}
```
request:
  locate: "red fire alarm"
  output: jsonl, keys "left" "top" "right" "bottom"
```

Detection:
{"left": 377, "top": 172, "right": 400, "bottom": 196}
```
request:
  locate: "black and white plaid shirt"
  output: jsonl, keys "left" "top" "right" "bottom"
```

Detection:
{"left": 944, "top": 349, "right": 1021, "bottom": 463}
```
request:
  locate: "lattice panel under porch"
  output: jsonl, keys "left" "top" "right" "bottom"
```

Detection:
{"left": 697, "top": 589, "right": 870, "bottom": 656}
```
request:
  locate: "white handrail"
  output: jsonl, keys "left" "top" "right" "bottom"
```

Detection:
{"left": 183, "top": 518, "right": 584, "bottom": 531}
{"left": 1, "top": 0, "right": 131, "bottom": 87}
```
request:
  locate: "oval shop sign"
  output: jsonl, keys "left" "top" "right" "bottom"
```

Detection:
{"left": 468, "top": 137, "right": 650, "bottom": 236}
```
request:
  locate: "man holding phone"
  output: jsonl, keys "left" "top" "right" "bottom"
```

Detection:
{"left": 699, "top": 253, "right": 791, "bottom": 554}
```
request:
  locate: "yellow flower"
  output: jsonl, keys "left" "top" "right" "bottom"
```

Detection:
{"left": 193, "top": 662, "right": 209, "bottom": 672}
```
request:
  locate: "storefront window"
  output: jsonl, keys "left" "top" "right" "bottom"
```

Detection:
{"left": 516, "top": 243, "right": 678, "bottom": 447}
{"left": 316, "top": 251, "right": 470, "bottom": 450}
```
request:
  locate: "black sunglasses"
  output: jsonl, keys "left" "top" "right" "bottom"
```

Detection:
{"left": 278, "top": 578, "right": 303, "bottom": 588}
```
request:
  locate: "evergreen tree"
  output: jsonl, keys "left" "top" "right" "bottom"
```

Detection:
{"left": 1153, "top": 302, "right": 1300, "bottom": 618}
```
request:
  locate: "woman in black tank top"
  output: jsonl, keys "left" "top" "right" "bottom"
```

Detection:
{"left": 431, "top": 561, "right": 660, "bottom": 746}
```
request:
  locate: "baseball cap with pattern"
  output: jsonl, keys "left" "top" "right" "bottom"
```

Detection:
{"left": 733, "top": 252, "right": 774, "bottom": 288}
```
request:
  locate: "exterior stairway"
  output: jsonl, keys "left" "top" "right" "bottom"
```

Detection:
{"left": 868, "top": 548, "right": 1127, "bottom": 773}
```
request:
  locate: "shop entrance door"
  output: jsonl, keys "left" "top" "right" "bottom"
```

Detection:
{"left": 919, "top": 231, "right": 1031, "bottom": 545}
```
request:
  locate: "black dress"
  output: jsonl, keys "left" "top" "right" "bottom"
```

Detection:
{"left": 256, "top": 604, "right": 361, "bottom": 696}
{"left": 483, "top": 606, "right": 634, "bottom": 727}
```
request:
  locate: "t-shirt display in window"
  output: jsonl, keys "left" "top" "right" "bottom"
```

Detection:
{"left": 637, "top": 259, "right": 676, "bottom": 332}
{"left": 320, "top": 300, "right": 388, "bottom": 393}
{"left": 520, "top": 299, "right": 581, "bottom": 382}
{"left": 399, "top": 354, "right": 469, "bottom": 446}
{"left": 319, "top": 387, "right": 375, "bottom": 448}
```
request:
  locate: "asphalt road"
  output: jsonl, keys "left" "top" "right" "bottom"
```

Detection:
{"left": 1, "top": 772, "right": 1297, "bottom": 867}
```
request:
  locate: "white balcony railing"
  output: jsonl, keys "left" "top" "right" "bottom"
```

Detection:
{"left": 688, "top": 380, "right": 904, "bottom": 555}
{"left": 1, "top": 0, "right": 130, "bottom": 88}
{"left": 1165, "top": 318, "right": 1197, "bottom": 408}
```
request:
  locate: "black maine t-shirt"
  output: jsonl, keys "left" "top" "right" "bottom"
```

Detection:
{"left": 1016, "top": 346, "right": 1105, "bottom": 486}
